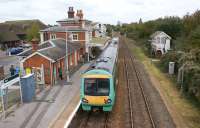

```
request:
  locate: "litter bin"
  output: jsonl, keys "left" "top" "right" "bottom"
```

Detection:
{"left": 20, "top": 73, "right": 35, "bottom": 102}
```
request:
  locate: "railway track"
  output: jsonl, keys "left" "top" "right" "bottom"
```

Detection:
{"left": 70, "top": 36, "right": 156, "bottom": 128}
{"left": 69, "top": 109, "right": 109, "bottom": 128}
{"left": 124, "top": 57, "right": 134, "bottom": 128}
{"left": 121, "top": 37, "right": 156, "bottom": 128}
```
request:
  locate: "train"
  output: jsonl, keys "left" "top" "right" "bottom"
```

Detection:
{"left": 80, "top": 37, "right": 119, "bottom": 111}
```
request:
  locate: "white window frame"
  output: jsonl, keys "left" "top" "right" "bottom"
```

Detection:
{"left": 51, "top": 34, "right": 56, "bottom": 39}
{"left": 72, "top": 34, "right": 78, "bottom": 41}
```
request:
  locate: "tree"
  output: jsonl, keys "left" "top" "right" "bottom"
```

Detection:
{"left": 26, "top": 23, "right": 40, "bottom": 41}
{"left": 155, "top": 17, "right": 183, "bottom": 39}
{"left": 189, "top": 25, "right": 200, "bottom": 48}
{"left": 139, "top": 18, "right": 143, "bottom": 24}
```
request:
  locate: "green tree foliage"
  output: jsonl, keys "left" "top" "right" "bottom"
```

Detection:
{"left": 160, "top": 51, "right": 183, "bottom": 73}
{"left": 105, "top": 24, "right": 116, "bottom": 37}
{"left": 183, "top": 63, "right": 200, "bottom": 97}
{"left": 26, "top": 23, "right": 40, "bottom": 41}
{"left": 160, "top": 49, "right": 200, "bottom": 99}
{"left": 183, "top": 10, "right": 200, "bottom": 36}
{"left": 117, "top": 17, "right": 183, "bottom": 39}
{"left": 155, "top": 17, "right": 183, "bottom": 39}
{"left": 114, "top": 10, "right": 200, "bottom": 100}
{"left": 189, "top": 25, "right": 200, "bottom": 48}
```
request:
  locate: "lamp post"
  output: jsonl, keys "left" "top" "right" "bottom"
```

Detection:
{"left": 66, "top": 32, "right": 72, "bottom": 82}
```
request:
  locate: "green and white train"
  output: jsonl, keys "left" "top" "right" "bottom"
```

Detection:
{"left": 80, "top": 37, "right": 119, "bottom": 111}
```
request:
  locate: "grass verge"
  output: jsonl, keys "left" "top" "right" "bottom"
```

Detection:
{"left": 126, "top": 38, "right": 200, "bottom": 128}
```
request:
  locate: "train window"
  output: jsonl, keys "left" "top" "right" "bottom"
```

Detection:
{"left": 84, "top": 78, "right": 110, "bottom": 96}
{"left": 97, "top": 78, "right": 109, "bottom": 95}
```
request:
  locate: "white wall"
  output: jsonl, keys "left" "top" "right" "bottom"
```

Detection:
{"left": 165, "top": 39, "right": 170, "bottom": 51}
{"left": 93, "top": 23, "right": 107, "bottom": 37}
{"left": 151, "top": 33, "right": 171, "bottom": 54}
{"left": 40, "top": 32, "right": 44, "bottom": 43}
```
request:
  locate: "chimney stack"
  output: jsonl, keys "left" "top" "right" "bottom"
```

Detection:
{"left": 31, "top": 38, "right": 39, "bottom": 52}
{"left": 76, "top": 10, "right": 84, "bottom": 28}
{"left": 76, "top": 10, "right": 83, "bottom": 20}
{"left": 68, "top": 7, "right": 75, "bottom": 18}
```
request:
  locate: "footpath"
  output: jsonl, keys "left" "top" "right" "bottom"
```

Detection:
{"left": 0, "top": 63, "right": 90, "bottom": 128}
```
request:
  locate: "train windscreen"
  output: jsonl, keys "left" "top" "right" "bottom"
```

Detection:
{"left": 84, "top": 78, "right": 110, "bottom": 96}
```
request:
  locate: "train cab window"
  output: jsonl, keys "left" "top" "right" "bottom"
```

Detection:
{"left": 84, "top": 78, "right": 110, "bottom": 96}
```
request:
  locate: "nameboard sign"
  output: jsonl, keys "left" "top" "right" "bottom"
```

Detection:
{"left": 4, "top": 74, "right": 19, "bottom": 84}
{"left": 0, "top": 75, "right": 20, "bottom": 89}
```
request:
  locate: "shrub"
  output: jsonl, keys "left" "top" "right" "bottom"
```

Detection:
{"left": 182, "top": 63, "right": 200, "bottom": 98}
{"left": 160, "top": 51, "right": 183, "bottom": 73}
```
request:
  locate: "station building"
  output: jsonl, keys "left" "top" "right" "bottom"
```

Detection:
{"left": 19, "top": 7, "right": 91, "bottom": 86}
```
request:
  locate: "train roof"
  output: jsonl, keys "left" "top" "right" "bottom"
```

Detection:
{"left": 85, "top": 38, "right": 119, "bottom": 74}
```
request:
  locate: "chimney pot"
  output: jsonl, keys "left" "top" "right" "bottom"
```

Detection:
{"left": 76, "top": 10, "right": 83, "bottom": 21}
{"left": 31, "top": 38, "right": 39, "bottom": 52}
{"left": 68, "top": 6, "right": 75, "bottom": 18}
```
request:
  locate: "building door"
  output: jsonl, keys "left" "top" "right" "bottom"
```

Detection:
{"left": 32, "top": 65, "right": 44, "bottom": 85}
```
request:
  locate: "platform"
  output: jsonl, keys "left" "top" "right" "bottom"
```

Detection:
{"left": 0, "top": 63, "right": 90, "bottom": 128}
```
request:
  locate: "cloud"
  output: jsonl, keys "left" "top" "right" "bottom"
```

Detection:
{"left": 0, "top": 0, "right": 200, "bottom": 25}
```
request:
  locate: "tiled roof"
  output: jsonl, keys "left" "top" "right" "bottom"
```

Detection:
{"left": 18, "top": 41, "right": 53, "bottom": 57}
{"left": 0, "top": 20, "right": 47, "bottom": 35}
{"left": 56, "top": 17, "right": 80, "bottom": 22}
{"left": 19, "top": 38, "right": 82, "bottom": 61}
{"left": 0, "top": 31, "right": 20, "bottom": 42}
{"left": 150, "top": 31, "right": 163, "bottom": 38}
{"left": 40, "top": 26, "right": 88, "bottom": 32}
{"left": 39, "top": 39, "right": 82, "bottom": 60}
{"left": 150, "top": 31, "right": 171, "bottom": 39}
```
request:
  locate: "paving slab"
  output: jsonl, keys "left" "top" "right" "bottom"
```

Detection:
{"left": 0, "top": 63, "right": 90, "bottom": 128}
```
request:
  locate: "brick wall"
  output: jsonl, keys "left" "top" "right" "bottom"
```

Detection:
{"left": 23, "top": 54, "right": 52, "bottom": 85}
{"left": 78, "top": 32, "right": 85, "bottom": 40}
{"left": 56, "top": 32, "right": 66, "bottom": 39}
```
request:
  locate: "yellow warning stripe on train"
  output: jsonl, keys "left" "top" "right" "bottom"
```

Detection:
{"left": 82, "top": 74, "right": 112, "bottom": 78}
{"left": 85, "top": 95, "right": 109, "bottom": 105}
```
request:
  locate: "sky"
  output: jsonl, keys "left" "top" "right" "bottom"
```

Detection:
{"left": 0, "top": 0, "right": 200, "bottom": 25}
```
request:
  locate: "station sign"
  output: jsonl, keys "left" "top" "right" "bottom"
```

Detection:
{"left": 4, "top": 74, "right": 19, "bottom": 84}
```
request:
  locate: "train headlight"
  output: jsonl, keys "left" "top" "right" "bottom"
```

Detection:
{"left": 82, "top": 98, "right": 88, "bottom": 103}
{"left": 104, "top": 99, "right": 112, "bottom": 104}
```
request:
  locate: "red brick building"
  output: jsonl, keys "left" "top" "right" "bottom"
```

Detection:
{"left": 19, "top": 7, "right": 92, "bottom": 85}
{"left": 20, "top": 38, "right": 82, "bottom": 85}
{"left": 39, "top": 7, "right": 91, "bottom": 53}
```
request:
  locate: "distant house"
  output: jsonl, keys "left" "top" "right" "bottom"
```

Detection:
{"left": 2, "top": 20, "right": 47, "bottom": 40}
{"left": 0, "top": 31, "right": 20, "bottom": 49}
{"left": 92, "top": 22, "right": 107, "bottom": 38}
{"left": 150, "top": 31, "right": 171, "bottom": 55}
{"left": 0, "top": 20, "right": 47, "bottom": 49}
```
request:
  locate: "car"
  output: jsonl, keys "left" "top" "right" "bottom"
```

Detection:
{"left": 19, "top": 43, "right": 32, "bottom": 48}
{"left": 10, "top": 47, "right": 23, "bottom": 55}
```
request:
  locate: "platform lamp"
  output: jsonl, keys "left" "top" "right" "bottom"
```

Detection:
{"left": 65, "top": 32, "right": 72, "bottom": 82}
